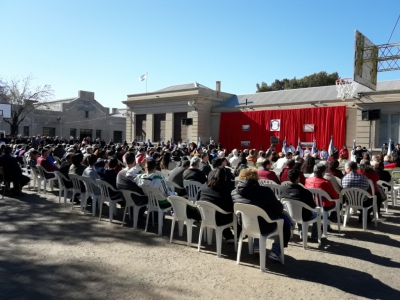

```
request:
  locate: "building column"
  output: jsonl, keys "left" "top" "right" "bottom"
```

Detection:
{"left": 125, "top": 110, "right": 135, "bottom": 142}
{"left": 146, "top": 114, "right": 154, "bottom": 142}
{"left": 188, "top": 110, "right": 199, "bottom": 144}
{"left": 165, "top": 113, "right": 174, "bottom": 143}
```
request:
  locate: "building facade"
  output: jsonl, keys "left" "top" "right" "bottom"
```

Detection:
{"left": 0, "top": 90, "right": 126, "bottom": 142}
{"left": 123, "top": 80, "right": 400, "bottom": 152}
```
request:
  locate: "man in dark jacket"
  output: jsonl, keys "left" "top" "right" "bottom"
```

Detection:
{"left": 281, "top": 169, "right": 318, "bottom": 239}
{"left": 168, "top": 160, "right": 190, "bottom": 196}
{"left": 0, "top": 147, "right": 30, "bottom": 195}
{"left": 183, "top": 157, "right": 207, "bottom": 184}
{"left": 232, "top": 168, "right": 290, "bottom": 262}
{"left": 199, "top": 152, "right": 212, "bottom": 177}
{"left": 116, "top": 152, "right": 147, "bottom": 205}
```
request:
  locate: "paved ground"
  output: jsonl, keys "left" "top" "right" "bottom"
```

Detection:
{"left": 0, "top": 188, "right": 400, "bottom": 300}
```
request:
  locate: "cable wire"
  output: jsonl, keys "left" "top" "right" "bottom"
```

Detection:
{"left": 387, "top": 14, "right": 400, "bottom": 44}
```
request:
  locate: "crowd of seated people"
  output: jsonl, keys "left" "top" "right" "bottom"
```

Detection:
{"left": 1, "top": 134, "right": 400, "bottom": 265}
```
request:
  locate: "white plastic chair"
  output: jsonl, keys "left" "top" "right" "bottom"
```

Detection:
{"left": 281, "top": 198, "right": 321, "bottom": 248}
{"left": 54, "top": 171, "right": 73, "bottom": 206}
{"left": 258, "top": 179, "right": 278, "bottom": 186}
{"left": 168, "top": 196, "right": 199, "bottom": 246}
{"left": 262, "top": 183, "right": 282, "bottom": 200}
{"left": 30, "top": 166, "right": 42, "bottom": 192}
{"left": 120, "top": 189, "right": 148, "bottom": 229}
{"left": 234, "top": 203, "right": 285, "bottom": 271}
{"left": 69, "top": 174, "right": 88, "bottom": 213}
{"left": 141, "top": 186, "right": 172, "bottom": 235}
{"left": 161, "top": 169, "right": 170, "bottom": 178}
{"left": 196, "top": 201, "right": 237, "bottom": 257}
{"left": 391, "top": 173, "right": 400, "bottom": 207}
{"left": 308, "top": 188, "right": 341, "bottom": 237}
{"left": 183, "top": 180, "right": 203, "bottom": 202}
{"left": 377, "top": 180, "right": 389, "bottom": 213}
{"left": 36, "top": 166, "right": 57, "bottom": 194}
{"left": 247, "top": 161, "right": 256, "bottom": 168}
{"left": 96, "top": 179, "right": 124, "bottom": 223}
{"left": 341, "top": 188, "right": 378, "bottom": 231}
{"left": 80, "top": 176, "right": 101, "bottom": 216}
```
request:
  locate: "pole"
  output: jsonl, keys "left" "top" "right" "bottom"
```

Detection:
{"left": 369, "top": 120, "right": 372, "bottom": 153}
{"left": 146, "top": 72, "right": 148, "bottom": 93}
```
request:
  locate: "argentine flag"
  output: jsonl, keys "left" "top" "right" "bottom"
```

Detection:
{"left": 198, "top": 137, "right": 202, "bottom": 149}
{"left": 311, "top": 139, "right": 317, "bottom": 155}
{"left": 296, "top": 138, "right": 303, "bottom": 158}
{"left": 282, "top": 138, "right": 287, "bottom": 154}
{"left": 328, "top": 136, "right": 334, "bottom": 156}
{"left": 351, "top": 139, "right": 357, "bottom": 162}
{"left": 138, "top": 74, "right": 147, "bottom": 82}
{"left": 388, "top": 139, "right": 392, "bottom": 156}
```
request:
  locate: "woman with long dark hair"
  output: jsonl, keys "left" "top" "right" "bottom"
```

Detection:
{"left": 160, "top": 152, "right": 176, "bottom": 170}
{"left": 197, "top": 167, "right": 238, "bottom": 242}
{"left": 300, "top": 156, "right": 315, "bottom": 174}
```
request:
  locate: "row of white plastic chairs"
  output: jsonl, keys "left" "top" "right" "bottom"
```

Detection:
{"left": 24, "top": 166, "right": 392, "bottom": 271}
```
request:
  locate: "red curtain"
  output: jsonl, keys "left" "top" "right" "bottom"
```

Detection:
{"left": 219, "top": 106, "right": 346, "bottom": 152}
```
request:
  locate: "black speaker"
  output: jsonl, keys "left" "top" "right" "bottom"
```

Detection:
{"left": 370, "top": 109, "right": 381, "bottom": 120}
{"left": 361, "top": 111, "right": 369, "bottom": 121}
{"left": 362, "top": 110, "right": 381, "bottom": 121}
{"left": 181, "top": 118, "right": 193, "bottom": 125}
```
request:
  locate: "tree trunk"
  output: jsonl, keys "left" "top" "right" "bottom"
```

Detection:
{"left": 10, "top": 116, "right": 19, "bottom": 135}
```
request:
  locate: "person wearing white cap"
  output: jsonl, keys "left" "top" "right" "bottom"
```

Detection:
{"left": 229, "top": 149, "right": 241, "bottom": 169}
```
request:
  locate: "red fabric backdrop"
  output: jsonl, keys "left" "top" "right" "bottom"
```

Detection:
{"left": 218, "top": 106, "right": 346, "bottom": 152}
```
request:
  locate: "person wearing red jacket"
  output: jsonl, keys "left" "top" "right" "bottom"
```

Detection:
{"left": 339, "top": 146, "right": 349, "bottom": 160}
{"left": 37, "top": 148, "right": 59, "bottom": 179}
{"left": 257, "top": 159, "right": 280, "bottom": 184}
{"left": 280, "top": 159, "right": 305, "bottom": 185}
{"left": 305, "top": 163, "right": 338, "bottom": 210}
{"left": 357, "top": 161, "right": 384, "bottom": 215}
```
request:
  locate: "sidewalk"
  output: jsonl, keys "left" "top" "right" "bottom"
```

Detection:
{"left": 0, "top": 189, "right": 399, "bottom": 299}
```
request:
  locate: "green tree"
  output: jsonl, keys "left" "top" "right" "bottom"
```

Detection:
{"left": 0, "top": 75, "right": 54, "bottom": 135}
{"left": 256, "top": 71, "right": 339, "bottom": 92}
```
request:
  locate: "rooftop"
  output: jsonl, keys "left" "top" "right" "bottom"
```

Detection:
{"left": 154, "top": 82, "right": 212, "bottom": 93}
{"left": 218, "top": 79, "right": 400, "bottom": 108}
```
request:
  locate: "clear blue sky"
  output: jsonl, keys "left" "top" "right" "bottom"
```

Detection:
{"left": 1, "top": 0, "right": 399, "bottom": 109}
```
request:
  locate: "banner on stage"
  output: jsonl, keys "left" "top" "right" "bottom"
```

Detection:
{"left": 242, "top": 125, "right": 250, "bottom": 131}
{"left": 270, "top": 119, "right": 280, "bottom": 131}
{"left": 270, "top": 136, "right": 279, "bottom": 145}
{"left": 241, "top": 141, "right": 251, "bottom": 146}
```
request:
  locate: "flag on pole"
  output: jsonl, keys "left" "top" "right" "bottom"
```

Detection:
{"left": 351, "top": 139, "right": 357, "bottom": 162}
{"left": 311, "top": 139, "right": 317, "bottom": 155}
{"left": 328, "top": 136, "right": 334, "bottom": 156}
{"left": 147, "top": 139, "right": 151, "bottom": 148}
{"left": 138, "top": 74, "right": 147, "bottom": 82}
{"left": 209, "top": 136, "right": 212, "bottom": 144}
{"left": 282, "top": 137, "right": 287, "bottom": 154}
{"left": 388, "top": 138, "right": 392, "bottom": 156}
{"left": 296, "top": 138, "right": 303, "bottom": 158}
{"left": 198, "top": 137, "right": 202, "bottom": 149}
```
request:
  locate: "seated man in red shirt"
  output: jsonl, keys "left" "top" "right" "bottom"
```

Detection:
{"left": 305, "top": 163, "right": 339, "bottom": 213}
{"left": 257, "top": 159, "right": 280, "bottom": 184}
{"left": 280, "top": 159, "right": 305, "bottom": 185}
{"left": 37, "top": 148, "right": 59, "bottom": 179}
{"left": 357, "top": 161, "right": 383, "bottom": 216}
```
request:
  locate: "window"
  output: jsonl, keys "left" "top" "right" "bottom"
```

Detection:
{"left": 379, "top": 114, "right": 399, "bottom": 146}
{"left": 113, "top": 131, "right": 123, "bottom": 143}
{"left": 23, "top": 126, "right": 29, "bottom": 136}
{"left": 96, "top": 130, "right": 101, "bottom": 139}
{"left": 70, "top": 128, "right": 76, "bottom": 138}
{"left": 43, "top": 127, "right": 56, "bottom": 137}
{"left": 85, "top": 111, "right": 89, "bottom": 118}
{"left": 80, "top": 129, "right": 92, "bottom": 141}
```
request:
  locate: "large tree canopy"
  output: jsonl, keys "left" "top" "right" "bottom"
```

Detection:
{"left": 256, "top": 71, "right": 339, "bottom": 93}
{"left": 0, "top": 75, "right": 54, "bottom": 135}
